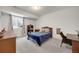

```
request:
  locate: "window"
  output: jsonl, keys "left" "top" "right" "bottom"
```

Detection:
{"left": 12, "top": 16, "right": 23, "bottom": 28}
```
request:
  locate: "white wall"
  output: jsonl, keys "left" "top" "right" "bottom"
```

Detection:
{"left": 0, "top": 12, "right": 1, "bottom": 30}
{"left": 0, "top": 12, "right": 10, "bottom": 31}
{"left": 0, "top": 22, "right": 1, "bottom": 31}
{"left": 35, "top": 7, "right": 79, "bottom": 39}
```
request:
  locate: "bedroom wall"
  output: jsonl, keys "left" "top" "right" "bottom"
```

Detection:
{"left": 35, "top": 7, "right": 79, "bottom": 39}
{"left": 0, "top": 12, "right": 10, "bottom": 31}
{"left": 0, "top": 11, "right": 2, "bottom": 31}
{"left": 0, "top": 22, "right": 1, "bottom": 31}
{"left": 0, "top": 12, "right": 1, "bottom": 30}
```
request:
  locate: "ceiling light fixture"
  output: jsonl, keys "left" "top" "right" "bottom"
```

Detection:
{"left": 31, "top": 6, "right": 42, "bottom": 10}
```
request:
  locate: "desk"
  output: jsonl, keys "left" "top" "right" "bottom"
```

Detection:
{"left": 0, "top": 31, "right": 16, "bottom": 53}
{"left": 67, "top": 34, "right": 79, "bottom": 53}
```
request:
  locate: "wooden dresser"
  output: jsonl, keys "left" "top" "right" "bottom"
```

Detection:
{"left": 67, "top": 34, "right": 79, "bottom": 53}
{"left": 0, "top": 31, "right": 16, "bottom": 53}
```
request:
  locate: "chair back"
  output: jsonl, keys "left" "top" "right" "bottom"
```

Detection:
{"left": 60, "top": 32, "right": 67, "bottom": 39}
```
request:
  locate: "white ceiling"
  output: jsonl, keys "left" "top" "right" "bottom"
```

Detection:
{"left": 15, "top": 6, "right": 76, "bottom": 17}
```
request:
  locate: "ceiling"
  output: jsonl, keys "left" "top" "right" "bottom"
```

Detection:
{"left": 15, "top": 6, "right": 75, "bottom": 17}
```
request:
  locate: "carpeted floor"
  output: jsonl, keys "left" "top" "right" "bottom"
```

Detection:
{"left": 16, "top": 36, "right": 72, "bottom": 53}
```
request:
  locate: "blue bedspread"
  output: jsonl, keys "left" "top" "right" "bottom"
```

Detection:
{"left": 28, "top": 32, "right": 50, "bottom": 36}
{"left": 28, "top": 32, "right": 52, "bottom": 45}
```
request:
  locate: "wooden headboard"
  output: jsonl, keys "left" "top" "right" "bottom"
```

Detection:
{"left": 42, "top": 26, "right": 53, "bottom": 33}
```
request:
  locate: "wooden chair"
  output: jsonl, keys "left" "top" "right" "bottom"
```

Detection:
{"left": 27, "top": 24, "right": 34, "bottom": 34}
{"left": 59, "top": 32, "right": 72, "bottom": 47}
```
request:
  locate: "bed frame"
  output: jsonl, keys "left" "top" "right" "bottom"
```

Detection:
{"left": 42, "top": 26, "right": 53, "bottom": 36}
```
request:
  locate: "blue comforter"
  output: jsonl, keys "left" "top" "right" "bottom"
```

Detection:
{"left": 28, "top": 32, "right": 52, "bottom": 45}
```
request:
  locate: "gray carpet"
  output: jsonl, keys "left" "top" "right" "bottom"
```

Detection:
{"left": 16, "top": 36, "right": 72, "bottom": 53}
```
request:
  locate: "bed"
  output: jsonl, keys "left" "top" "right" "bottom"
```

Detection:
{"left": 27, "top": 27, "right": 53, "bottom": 46}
